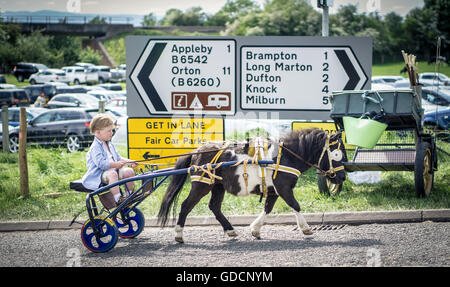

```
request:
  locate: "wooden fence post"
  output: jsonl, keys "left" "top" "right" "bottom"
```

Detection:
{"left": 19, "top": 107, "right": 29, "bottom": 197}
{"left": 1, "top": 105, "right": 9, "bottom": 152}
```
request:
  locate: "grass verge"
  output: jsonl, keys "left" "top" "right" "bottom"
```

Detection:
{"left": 0, "top": 141, "right": 448, "bottom": 222}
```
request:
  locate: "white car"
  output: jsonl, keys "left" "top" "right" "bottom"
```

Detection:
{"left": 372, "top": 76, "right": 404, "bottom": 87}
{"left": 87, "top": 90, "right": 125, "bottom": 101}
{"left": 61, "top": 66, "right": 89, "bottom": 85}
{"left": 394, "top": 79, "right": 437, "bottom": 89}
{"left": 29, "top": 69, "right": 69, "bottom": 85}
{"left": 74, "top": 62, "right": 95, "bottom": 69}
{"left": 105, "top": 96, "right": 127, "bottom": 116}
{"left": 371, "top": 83, "right": 396, "bottom": 90}
{"left": 419, "top": 72, "right": 450, "bottom": 86}
{"left": 87, "top": 66, "right": 112, "bottom": 83}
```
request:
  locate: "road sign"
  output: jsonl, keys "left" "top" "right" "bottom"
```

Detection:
{"left": 241, "top": 46, "right": 367, "bottom": 111}
{"left": 127, "top": 36, "right": 372, "bottom": 120}
{"left": 129, "top": 39, "right": 236, "bottom": 115}
{"left": 127, "top": 118, "right": 224, "bottom": 165}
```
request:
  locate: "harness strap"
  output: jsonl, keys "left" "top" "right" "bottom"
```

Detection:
{"left": 198, "top": 142, "right": 230, "bottom": 183}
{"left": 188, "top": 163, "right": 223, "bottom": 184}
{"left": 273, "top": 142, "right": 283, "bottom": 180}
{"left": 269, "top": 164, "right": 301, "bottom": 178}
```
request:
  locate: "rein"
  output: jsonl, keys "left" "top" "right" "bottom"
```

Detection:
{"left": 130, "top": 147, "right": 231, "bottom": 165}
{"left": 278, "top": 133, "right": 345, "bottom": 178}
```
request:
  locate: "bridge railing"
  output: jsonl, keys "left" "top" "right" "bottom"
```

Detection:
{"left": 1, "top": 15, "right": 134, "bottom": 25}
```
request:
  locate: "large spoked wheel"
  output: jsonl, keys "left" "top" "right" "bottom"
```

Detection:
{"left": 317, "top": 174, "right": 343, "bottom": 197}
{"left": 114, "top": 207, "right": 145, "bottom": 238}
{"left": 66, "top": 134, "right": 81, "bottom": 153}
{"left": 415, "top": 141, "right": 434, "bottom": 198}
{"left": 81, "top": 216, "right": 119, "bottom": 253}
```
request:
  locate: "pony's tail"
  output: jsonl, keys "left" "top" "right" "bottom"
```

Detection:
{"left": 157, "top": 154, "right": 192, "bottom": 227}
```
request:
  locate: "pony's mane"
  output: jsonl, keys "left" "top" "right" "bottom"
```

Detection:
{"left": 281, "top": 128, "right": 327, "bottom": 167}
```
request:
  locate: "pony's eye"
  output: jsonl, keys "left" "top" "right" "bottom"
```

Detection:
{"left": 330, "top": 149, "right": 343, "bottom": 161}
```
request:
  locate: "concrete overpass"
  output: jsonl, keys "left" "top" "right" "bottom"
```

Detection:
{"left": 2, "top": 15, "right": 134, "bottom": 38}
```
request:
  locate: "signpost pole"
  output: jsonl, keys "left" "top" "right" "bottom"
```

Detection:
{"left": 322, "top": 4, "right": 329, "bottom": 37}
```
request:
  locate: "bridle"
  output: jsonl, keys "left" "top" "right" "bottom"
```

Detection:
{"left": 277, "top": 132, "right": 345, "bottom": 178}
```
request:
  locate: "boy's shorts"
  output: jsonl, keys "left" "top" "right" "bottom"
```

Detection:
{"left": 101, "top": 167, "right": 133, "bottom": 185}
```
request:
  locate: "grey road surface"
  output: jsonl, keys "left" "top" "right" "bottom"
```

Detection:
{"left": 0, "top": 222, "right": 448, "bottom": 267}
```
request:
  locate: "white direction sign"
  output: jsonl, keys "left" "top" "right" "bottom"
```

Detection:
{"left": 241, "top": 46, "right": 368, "bottom": 110}
{"left": 130, "top": 39, "right": 236, "bottom": 115}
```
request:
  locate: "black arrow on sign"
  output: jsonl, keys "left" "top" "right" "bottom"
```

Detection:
{"left": 137, "top": 42, "right": 168, "bottom": 112}
{"left": 334, "top": 49, "right": 360, "bottom": 90}
{"left": 143, "top": 152, "right": 159, "bottom": 160}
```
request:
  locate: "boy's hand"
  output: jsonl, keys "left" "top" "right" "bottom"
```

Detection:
{"left": 120, "top": 159, "right": 138, "bottom": 168}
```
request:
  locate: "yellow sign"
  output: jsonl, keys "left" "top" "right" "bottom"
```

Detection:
{"left": 292, "top": 121, "right": 355, "bottom": 149}
{"left": 128, "top": 118, "right": 224, "bottom": 165}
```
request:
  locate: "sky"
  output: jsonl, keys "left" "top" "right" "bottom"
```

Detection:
{"left": 0, "top": 0, "right": 424, "bottom": 17}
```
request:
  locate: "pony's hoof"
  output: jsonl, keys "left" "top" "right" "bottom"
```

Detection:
{"left": 175, "top": 237, "right": 184, "bottom": 243}
{"left": 251, "top": 231, "right": 261, "bottom": 240}
{"left": 302, "top": 229, "right": 313, "bottom": 235}
{"left": 226, "top": 230, "right": 238, "bottom": 237}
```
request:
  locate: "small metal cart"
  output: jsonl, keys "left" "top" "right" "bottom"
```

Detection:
{"left": 318, "top": 86, "right": 437, "bottom": 198}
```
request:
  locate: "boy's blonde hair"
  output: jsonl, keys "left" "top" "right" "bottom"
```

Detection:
{"left": 90, "top": 114, "right": 114, "bottom": 134}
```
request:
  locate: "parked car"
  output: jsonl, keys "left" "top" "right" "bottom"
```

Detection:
{"left": 421, "top": 86, "right": 450, "bottom": 111}
{"left": 74, "top": 62, "right": 95, "bottom": 69}
{"left": 419, "top": 72, "right": 450, "bottom": 86}
{"left": 0, "top": 84, "right": 17, "bottom": 89}
{"left": 0, "top": 74, "right": 6, "bottom": 84}
{"left": 7, "top": 108, "right": 117, "bottom": 153}
{"left": 105, "top": 97, "right": 127, "bottom": 116}
{"left": 89, "top": 66, "right": 112, "bottom": 83}
{"left": 424, "top": 107, "right": 449, "bottom": 130}
{"left": 394, "top": 79, "right": 436, "bottom": 89}
{"left": 97, "top": 83, "right": 123, "bottom": 91}
{"left": 115, "top": 64, "right": 126, "bottom": 80}
{"left": 109, "top": 68, "right": 123, "bottom": 83}
{"left": 0, "top": 89, "right": 31, "bottom": 107}
{"left": 29, "top": 69, "right": 69, "bottom": 85}
{"left": 55, "top": 85, "right": 89, "bottom": 95}
{"left": 0, "top": 107, "right": 47, "bottom": 127}
{"left": 46, "top": 93, "right": 100, "bottom": 109}
{"left": 13, "top": 62, "right": 48, "bottom": 82}
{"left": 371, "top": 83, "right": 396, "bottom": 90}
{"left": 71, "top": 64, "right": 99, "bottom": 84}
{"left": 372, "top": 76, "right": 404, "bottom": 87}
{"left": 61, "top": 66, "right": 89, "bottom": 85}
{"left": 23, "top": 84, "right": 57, "bottom": 103}
{"left": 87, "top": 90, "right": 125, "bottom": 102}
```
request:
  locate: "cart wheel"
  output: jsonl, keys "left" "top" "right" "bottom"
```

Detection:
{"left": 317, "top": 174, "right": 343, "bottom": 196}
{"left": 415, "top": 141, "right": 434, "bottom": 198}
{"left": 114, "top": 207, "right": 145, "bottom": 238}
{"left": 81, "top": 216, "right": 119, "bottom": 253}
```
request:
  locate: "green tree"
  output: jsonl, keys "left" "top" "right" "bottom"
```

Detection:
{"left": 79, "top": 47, "right": 102, "bottom": 65}
{"left": 208, "top": 0, "right": 260, "bottom": 26}
{"left": 141, "top": 13, "right": 157, "bottom": 26}
{"left": 160, "top": 8, "right": 185, "bottom": 26}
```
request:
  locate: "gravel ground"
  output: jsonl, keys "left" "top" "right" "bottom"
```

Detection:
{"left": 0, "top": 221, "right": 448, "bottom": 267}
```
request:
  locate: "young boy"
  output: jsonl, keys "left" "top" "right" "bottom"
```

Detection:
{"left": 81, "top": 113, "right": 138, "bottom": 205}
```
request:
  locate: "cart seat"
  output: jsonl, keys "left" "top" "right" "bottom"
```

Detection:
{"left": 70, "top": 180, "right": 93, "bottom": 193}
